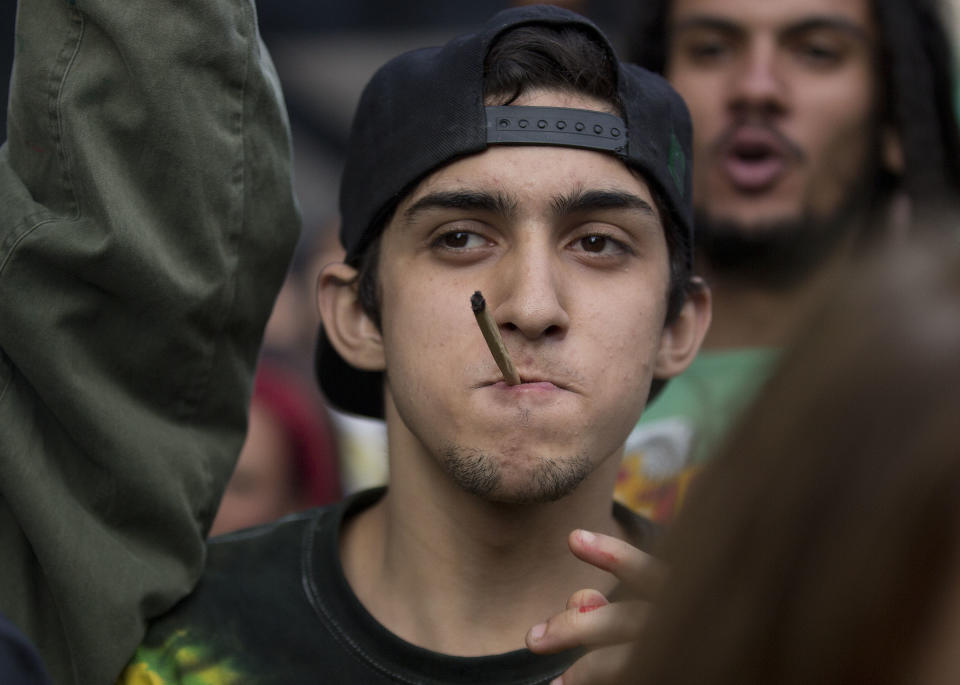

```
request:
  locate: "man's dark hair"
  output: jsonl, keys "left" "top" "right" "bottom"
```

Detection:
{"left": 353, "top": 22, "right": 694, "bottom": 334}
{"left": 628, "top": 0, "right": 960, "bottom": 229}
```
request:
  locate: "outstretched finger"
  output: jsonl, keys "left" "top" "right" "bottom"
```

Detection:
{"left": 526, "top": 597, "right": 650, "bottom": 654}
{"left": 567, "top": 529, "right": 665, "bottom": 597}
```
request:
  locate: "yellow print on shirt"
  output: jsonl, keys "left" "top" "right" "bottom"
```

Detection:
{"left": 117, "top": 629, "right": 245, "bottom": 685}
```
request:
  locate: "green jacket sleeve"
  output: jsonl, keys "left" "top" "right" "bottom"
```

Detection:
{"left": 0, "top": 1, "right": 300, "bottom": 683}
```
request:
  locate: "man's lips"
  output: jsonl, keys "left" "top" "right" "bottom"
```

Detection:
{"left": 475, "top": 374, "right": 571, "bottom": 392}
{"left": 715, "top": 125, "right": 802, "bottom": 193}
{"left": 723, "top": 154, "right": 785, "bottom": 192}
{"left": 496, "top": 379, "right": 560, "bottom": 391}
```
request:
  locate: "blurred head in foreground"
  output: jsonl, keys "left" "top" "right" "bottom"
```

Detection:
{"left": 633, "top": 235, "right": 960, "bottom": 685}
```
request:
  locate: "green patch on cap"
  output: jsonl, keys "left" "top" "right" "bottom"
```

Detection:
{"left": 668, "top": 132, "right": 685, "bottom": 197}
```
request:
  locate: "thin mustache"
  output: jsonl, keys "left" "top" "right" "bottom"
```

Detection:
{"left": 710, "top": 120, "right": 806, "bottom": 163}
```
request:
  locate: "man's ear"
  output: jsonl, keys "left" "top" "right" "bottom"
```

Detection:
{"left": 315, "top": 262, "right": 385, "bottom": 371}
{"left": 653, "top": 277, "right": 712, "bottom": 380}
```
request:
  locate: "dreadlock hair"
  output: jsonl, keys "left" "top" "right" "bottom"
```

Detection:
{"left": 627, "top": 0, "right": 960, "bottom": 231}
{"left": 873, "top": 0, "right": 960, "bottom": 225}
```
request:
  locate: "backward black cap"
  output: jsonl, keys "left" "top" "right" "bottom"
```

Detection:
{"left": 318, "top": 4, "right": 693, "bottom": 418}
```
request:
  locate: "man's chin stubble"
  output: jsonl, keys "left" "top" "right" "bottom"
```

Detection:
{"left": 439, "top": 444, "right": 593, "bottom": 504}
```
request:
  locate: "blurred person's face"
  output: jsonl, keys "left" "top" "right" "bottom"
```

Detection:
{"left": 209, "top": 401, "right": 298, "bottom": 537}
{"left": 665, "top": 0, "right": 888, "bottom": 234}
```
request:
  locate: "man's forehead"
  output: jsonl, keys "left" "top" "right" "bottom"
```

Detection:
{"left": 668, "top": 0, "right": 875, "bottom": 34}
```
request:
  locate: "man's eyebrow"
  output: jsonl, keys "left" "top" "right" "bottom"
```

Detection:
{"left": 670, "top": 16, "right": 743, "bottom": 37}
{"left": 402, "top": 190, "right": 517, "bottom": 223}
{"left": 780, "top": 17, "right": 873, "bottom": 45}
{"left": 671, "top": 15, "right": 872, "bottom": 45}
{"left": 551, "top": 188, "right": 657, "bottom": 218}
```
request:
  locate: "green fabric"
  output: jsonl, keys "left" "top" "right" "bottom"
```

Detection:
{"left": 640, "top": 348, "right": 780, "bottom": 464}
{"left": 615, "top": 348, "right": 779, "bottom": 522}
{"left": 0, "top": 1, "right": 300, "bottom": 684}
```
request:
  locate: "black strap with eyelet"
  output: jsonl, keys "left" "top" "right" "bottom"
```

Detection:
{"left": 485, "top": 106, "right": 627, "bottom": 155}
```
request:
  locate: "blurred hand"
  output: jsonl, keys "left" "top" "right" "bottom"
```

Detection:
{"left": 525, "top": 529, "right": 665, "bottom": 684}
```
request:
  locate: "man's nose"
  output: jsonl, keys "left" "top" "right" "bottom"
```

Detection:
{"left": 489, "top": 242, "right": 570, "bottom": 342}
{"left": 728, "top": 39, "right": 788, "bottom": 117}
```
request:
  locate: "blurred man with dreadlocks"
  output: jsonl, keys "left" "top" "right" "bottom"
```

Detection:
{"left": 615, "top": 0, "right": 960, "bottom": 522}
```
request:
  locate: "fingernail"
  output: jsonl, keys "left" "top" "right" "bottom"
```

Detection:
{"left": 530, "top": 622, "right": 547, "bottom": 641}
{"left": 578, "top": 529, "right": 596, "bottom": 545}
{"left": 551, "top": 677, "right": 564, "bottom": 685}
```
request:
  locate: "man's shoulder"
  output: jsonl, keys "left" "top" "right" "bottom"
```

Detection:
{"left": 156, "top": 489, "right": 383, "bottom": 632}
{"left": 121, "top": 506, "right": 338, "bottom": 684}
{"left": 204, "top": 509, "right": 323, "bottom": 571}
{"left": 157, "top": 508, "right": 328, "bottom": 623}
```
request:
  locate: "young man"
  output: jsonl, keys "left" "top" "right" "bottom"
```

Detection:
{"left": 616, "top": 0, "right": 960, "bottom": 521}
{"left": 122, "top": 6, "right": 710, "bottom": 684}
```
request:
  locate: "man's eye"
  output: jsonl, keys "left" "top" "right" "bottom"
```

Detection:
{"left": 690, "top": 42, "right": 728, "bottom": 59}
{"left": 793, "top": 40, "right": 844, "bottom": 67}
{"left": 581, "top": 235, "right": 608, "bottom": 252}
{"left": 574, "top": 234, "right": 627, "bottom": 255}
{"left": 679, "top": 37, "right": 733, "bottom": 64}
{"left": 434, "top": 231, "right": 486, "bottom": 249}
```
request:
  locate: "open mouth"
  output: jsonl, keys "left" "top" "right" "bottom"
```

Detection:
{"left": 719, "top": 127, "right": 792, "bottom": 193}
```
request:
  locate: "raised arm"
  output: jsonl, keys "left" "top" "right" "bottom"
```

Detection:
{"left": 0, "top": 1, "right": 299, "bottom": 683}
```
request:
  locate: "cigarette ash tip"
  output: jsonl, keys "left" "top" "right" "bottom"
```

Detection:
{"left": 470, "top": 291, "right": 486, "bottom": 313}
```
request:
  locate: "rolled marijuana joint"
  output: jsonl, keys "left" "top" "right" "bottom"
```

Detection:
{"left": 471, "top": 291, "right": 522, "bottom": 386}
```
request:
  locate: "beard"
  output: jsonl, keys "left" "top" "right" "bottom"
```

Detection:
{"left": 695, "top": 208, "right": 857, "bottom": 290}
{"left": 439, "top": 444, "right": 593, "bottom": 504}
{"left": 697, "top": 137, "right": 890, "bottom": 290}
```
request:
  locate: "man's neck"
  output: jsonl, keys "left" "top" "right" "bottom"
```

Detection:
{"left": 339, "top": 428, "right": 627, "bottom": 656}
